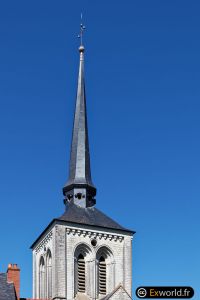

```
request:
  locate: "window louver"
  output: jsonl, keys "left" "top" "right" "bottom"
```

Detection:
{"left": 77, "top": 254, "right": 85, "bottom": 293}
{"left": 99, "top": 256, "right": 106, "bottom": 295}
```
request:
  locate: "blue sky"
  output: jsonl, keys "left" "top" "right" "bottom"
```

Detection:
{"left": 0, "top": 1, "right": 199, "bottom": 298}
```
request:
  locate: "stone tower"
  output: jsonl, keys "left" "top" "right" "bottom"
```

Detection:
{"left": 31, "top": 41, "right": 135, "bottom": 300}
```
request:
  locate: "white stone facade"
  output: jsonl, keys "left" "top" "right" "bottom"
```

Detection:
{"left": 32, "top": 221, "right": 133, "bottom": 300}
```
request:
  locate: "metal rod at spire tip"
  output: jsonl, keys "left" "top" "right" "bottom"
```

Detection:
{"left": 78, "top": 14, "right": 86, "bottom": 48}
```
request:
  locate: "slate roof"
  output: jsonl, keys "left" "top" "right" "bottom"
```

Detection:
{"left": 63, "top": 45, "right": 96, "bottom": 197}
{"left": 58, "top": 203, "right": 133, "bottom": 232}
{"left": 30, "top": 203, "right": 134, "bottom": 249}
{"left": 0, "top": 273, "right": 17, "bottom": 300}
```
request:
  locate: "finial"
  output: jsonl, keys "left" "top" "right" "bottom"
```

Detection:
{"left": 78, "top": 13, "right": 86, "bottom": 51}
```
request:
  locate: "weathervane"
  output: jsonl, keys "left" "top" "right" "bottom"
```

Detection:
{"left": 78, "top": 13, "right": 86, "bottom": 46}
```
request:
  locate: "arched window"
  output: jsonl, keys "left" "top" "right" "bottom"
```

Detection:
{"left": 77, "top": 253, "right": 85, "bottom": 293}
{"left": 97, "top": 247, "right": 114, "bottom": 297}
{"left": 39, "top": 256, "right": 45, "bottom": 298}
{"left": 74, "top": 243, "right": 93, "bottom": 297}
{"left": 46, "top": 250, "right": 52, "bottom": 298}
{"left": 98, "top": 256, "right": 106, "bottom": 295}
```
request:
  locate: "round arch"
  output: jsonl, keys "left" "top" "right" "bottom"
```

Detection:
{"left": 74, "top": 242, "right": 94, "bottom": 260}
{"left": 39, "top": 256, "right": 45, "bottom": 298}
{"left": 96, "top": 245, "right": 114, "bottom": 264}
{"left": 74, "top": 243, "right": 94, "bottom": 297}
{"left": 46, "top": 249, "right": 52, "bottom": 298}
{"left": 96, "top": 246, "right": 115, "bottom": 296}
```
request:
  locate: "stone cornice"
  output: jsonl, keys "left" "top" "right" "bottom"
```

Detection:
{"left": 66, "top": 228, "right": 124, "bottom": 242}
{"left": 35, "top": 230, "right": 53, "bottom": 253}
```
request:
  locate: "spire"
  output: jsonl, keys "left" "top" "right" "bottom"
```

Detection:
{"left": 63, "top": 42, "right": 96, "bottom": 208}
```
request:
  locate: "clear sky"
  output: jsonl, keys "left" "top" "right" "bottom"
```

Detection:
{"left": 0, "top": 1, "right": 199, "bottom": 298}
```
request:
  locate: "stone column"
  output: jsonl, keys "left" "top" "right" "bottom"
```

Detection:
{"left": 123, "top": 236, "right": 132, "bottom": 296}
{"left": 53, "top": 225, "right": 66, "bottom": 299}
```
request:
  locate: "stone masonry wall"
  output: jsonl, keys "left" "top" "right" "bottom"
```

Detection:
{"left": 32, "top": 222, "right": 133, "bottom": 300}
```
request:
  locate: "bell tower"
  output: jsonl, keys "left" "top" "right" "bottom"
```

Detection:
{"left": 31, "top": 25, "right": 135, "bottom": 300}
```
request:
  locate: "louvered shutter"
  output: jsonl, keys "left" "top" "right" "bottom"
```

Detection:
{"left": 77, "top": 254, "right": 85, "bottom": 293}
{"left": 99, "top": 256, "right": 106, "bottom": 295}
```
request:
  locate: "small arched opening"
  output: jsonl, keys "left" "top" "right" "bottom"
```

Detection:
{"left": 39, "top": 256, "right": 45, "bottom": 298}
{"left": 46, "top": 249, "right": 52, "bottom": 298}
{"left": 74, "top": 243, "right": 93, "bottom": 297}
{"left": 96, "top": 246, "right": 114, "bottom": 297}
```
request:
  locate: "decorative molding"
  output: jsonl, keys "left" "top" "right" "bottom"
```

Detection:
{"left": 66, "top": 228, "right": 124, "bottom": 242}
{"left": 35, "top": 231, "right": 53, "bottom": 253}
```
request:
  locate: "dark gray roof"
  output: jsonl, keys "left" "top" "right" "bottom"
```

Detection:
{"left": 0, "top": 273, "right": 16, "bottom": 300}
{"left": 63, "top": 46, "right": 96, "bottom": 196}
{"left": 30, "top": 203, "right": 134, "bottom": 249}
{"left": 58, "top": 203, "right": 132, "bottom": 232}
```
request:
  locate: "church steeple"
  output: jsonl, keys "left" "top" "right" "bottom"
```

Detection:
{"left": 31, "top": 22, "right": 134, "bottom": 300}
{"left": 63, "top": 43, "right": 96, "bottom": 208}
